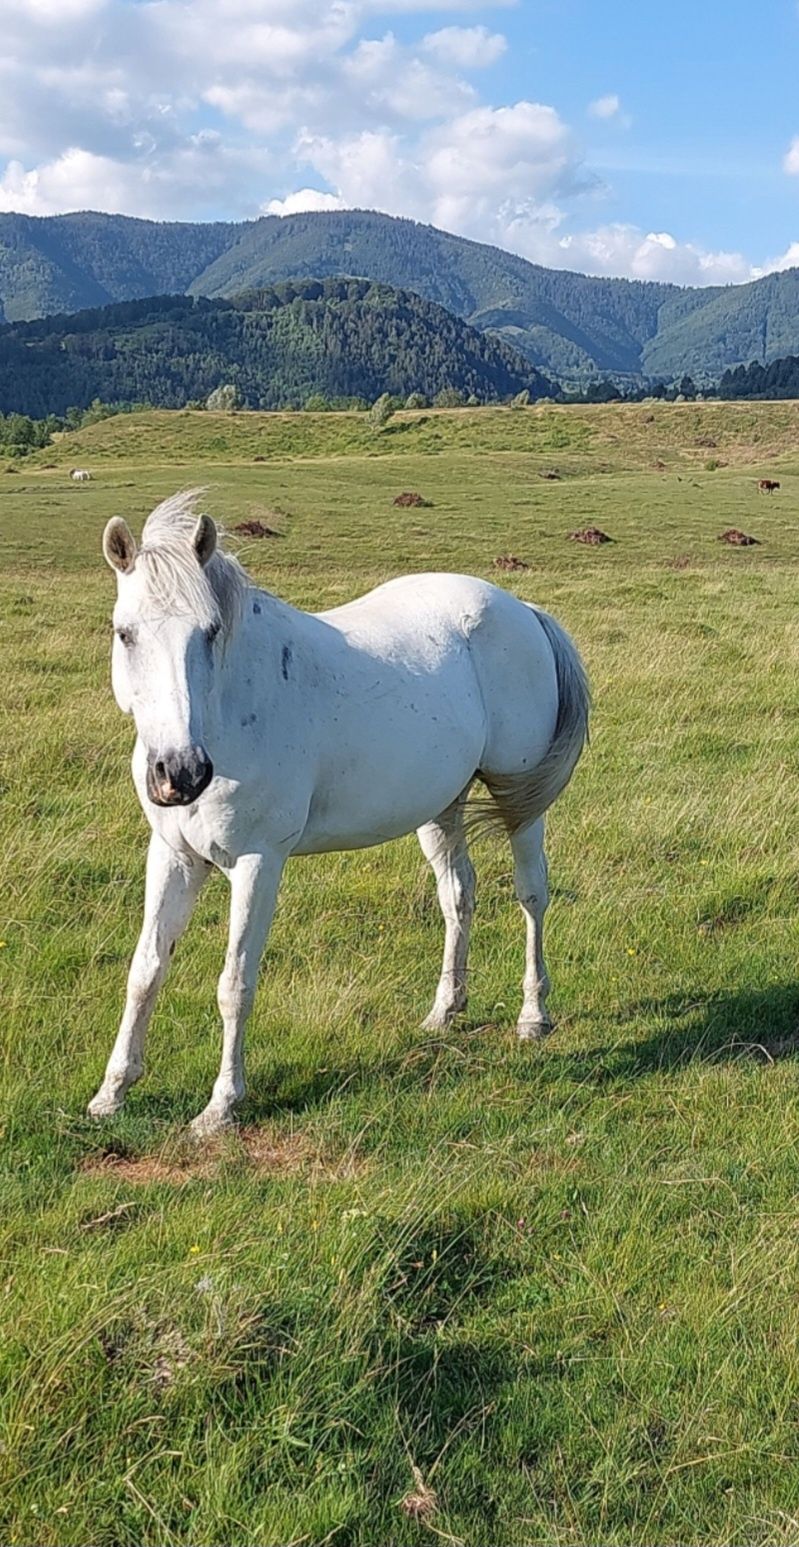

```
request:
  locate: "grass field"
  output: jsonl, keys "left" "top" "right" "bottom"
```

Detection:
{"left": 4, "top": 402, "right": 799, "bottom": 1546}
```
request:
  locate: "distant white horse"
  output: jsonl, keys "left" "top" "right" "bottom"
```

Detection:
{"left": 70, "top": 469, "right": 91, "bottom": 482}
{"left": 89, "top": 493, "right": 589, "bottom": 1135}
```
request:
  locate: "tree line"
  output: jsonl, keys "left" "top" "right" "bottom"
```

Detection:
{"left": 0, "top": 279, "right": 552, "bottom": 418}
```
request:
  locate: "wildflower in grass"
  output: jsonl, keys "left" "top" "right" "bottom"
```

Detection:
{"left": 627, "top": 946, "right": 637, "bottom": 956}
{"left": 188, "top": 1245, "right": 200, "bottom": 1255}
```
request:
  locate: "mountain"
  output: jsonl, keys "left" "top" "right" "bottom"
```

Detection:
{"left": 0, "top": 210, "right": 238, "bottom": 324}
{"left": 0, "top": 206, "right": 797, "bottom": 382}
{"left": 0, "top": 277, "right": 552, "bottom": 417}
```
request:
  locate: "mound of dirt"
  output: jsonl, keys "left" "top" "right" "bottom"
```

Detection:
{"left": 232, "top": 519, "right": 280, "bottom": 538}
{"left": 493, "top": 554, "right": 529, "bottom": 572}
{"left": 569, "top": 526, "right": 612, "bottom": 545}
{"left": 718, "top": 528, "right": 759, "bottom": 546}
{"left": 393, "top": 491, "right": 431, "bottom": 507}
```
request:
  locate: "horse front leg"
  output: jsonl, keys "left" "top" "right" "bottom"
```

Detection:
{"left": 88, "top": 834, "right": 209, "bottom": 1117}
{"left": 190, "top": 850, "right": 284, "bottom": 1137}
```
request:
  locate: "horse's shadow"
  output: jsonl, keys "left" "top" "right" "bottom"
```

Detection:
{"left": 542, "top": 981, "right": 799, "bottom": 1088}
{"left": 123, "top": 982, "right": 799, "bottom": 1130}
{"left": 240, "top": 981, "right": 799, "bottom": 1120}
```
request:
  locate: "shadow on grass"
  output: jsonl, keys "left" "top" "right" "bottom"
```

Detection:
{"left": 120, "top": 983, "right": 799, "bottom": 1129}
{"left": 546, "top": 981, "right": 799, "bottom": 1085}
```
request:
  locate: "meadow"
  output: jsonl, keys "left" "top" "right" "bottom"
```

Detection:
{"left": 4, "top": 400, "right": 799, "bottom": 1546}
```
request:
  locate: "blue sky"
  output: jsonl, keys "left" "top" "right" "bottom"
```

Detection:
{"left": 2, "top": 0, "right": 798, "bottom": 284}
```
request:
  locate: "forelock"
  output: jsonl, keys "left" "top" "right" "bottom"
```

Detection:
{"left": 136, "top": 490, "right": 249, "bottom": 636}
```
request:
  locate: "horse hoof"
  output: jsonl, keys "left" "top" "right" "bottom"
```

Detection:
{"left": 516, "top": 1017, "right": 554, "bottom": 1042}
{"left": 421, "top": 1008, "right": 454, "bottom": 1031}
{"left": 190, "top": 1108, "right": 235, "bottom": 1140}
{"left": 87, "top": 1092, "right": 124, "bottom": 1118}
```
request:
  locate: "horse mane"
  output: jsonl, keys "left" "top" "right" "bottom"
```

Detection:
{"left": 138, "top": 490, "right": 250, "bottom": 638}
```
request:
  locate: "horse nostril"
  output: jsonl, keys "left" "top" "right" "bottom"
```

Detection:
{"left": 154, "top": 759, "right": 167, "bottom": 783}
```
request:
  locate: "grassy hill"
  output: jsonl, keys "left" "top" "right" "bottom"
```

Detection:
{"left": 0, "top": 278, "right": 552, "bottom": 417}
{"left": 5, "top": 403, "right": 799, "bottom": 1543}
{"left": 5, "top": 206, "right": 799, "bottom": 383}
{"left": 24, "top": 397, "right": 799, "bottom": 478}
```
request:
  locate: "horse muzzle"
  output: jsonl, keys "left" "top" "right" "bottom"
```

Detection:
{"left": 146, "top": 747, "right": 214, "bottom": 807}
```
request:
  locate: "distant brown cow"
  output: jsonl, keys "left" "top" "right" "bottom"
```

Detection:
{"left": 758, "top": 478, "right": 780, "bottom": 493}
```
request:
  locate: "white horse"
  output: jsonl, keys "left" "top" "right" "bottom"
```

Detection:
{"left": 70, "top": 469, "right": 91, "bottom": 482}
{"left": 89, "top": 493, "right": 589, "bottom": 1135}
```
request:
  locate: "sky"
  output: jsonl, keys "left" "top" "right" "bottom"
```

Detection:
{"left": 3, "top": 0, "right": 799, "bottom": 285}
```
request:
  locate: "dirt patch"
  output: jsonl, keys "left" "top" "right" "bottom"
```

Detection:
{"left": 538, "top": 468, "right": 561, "bottom": 480}
{"left": 232, "top": 519, "right": 280, "bottom": 538}
{"left": 393, "top": 491, "right": 432, "bottom": 507}
{"left": 80, "top": 1127, "right": 365, "bottom": 1186}
{"left": 80, "top": 1149, "right": 216, "bottom": 1186}
{"left": 718, "top": 528, "right": 760, "bottom": 546}
{"left": 569, "top": 526, "right": 612, "bottom": 545}
{"left": 492, "top": 553, "right": 529, "bottom": 572}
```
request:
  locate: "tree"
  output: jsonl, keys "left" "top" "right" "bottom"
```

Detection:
{"left": 511, "top": 389, "right": 531, "bottom": 408}
{"left": 434, "top": 388, "right": 465, "bottom": 408}
{"left": 405, "top": 392, "right": 427, "bottom": 409}
{"left": 206, "top": 383, "right": 241, "bottom": 412}
{"left": 369, "top": 392, "right": 394, "bottom": 430}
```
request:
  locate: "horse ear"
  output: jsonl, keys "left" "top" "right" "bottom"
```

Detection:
{"left": 193, "top": 513, "right": 217, "bottom": 568}
{"left": 103, "top": 517, "right": 137, "bottom": 574}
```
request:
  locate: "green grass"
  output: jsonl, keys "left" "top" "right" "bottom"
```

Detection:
{"left": 4, "top": 405, "right": 799, "bottom": 1545}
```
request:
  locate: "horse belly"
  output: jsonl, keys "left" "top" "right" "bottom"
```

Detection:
{"left": 295, "top": 670, "right": 486, "bottom": 853}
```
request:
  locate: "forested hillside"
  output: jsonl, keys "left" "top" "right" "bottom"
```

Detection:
{"left": 0, "top": 278, "right": 551, "bottom": 416}
{"left": 3, "top": 206, "right": 799, "bottom": 383}
{"left": 717, "top": 352, "right": 799, "bottom": 399}
{"left": 0, "top": 211, "right": 238, "bottom": 323}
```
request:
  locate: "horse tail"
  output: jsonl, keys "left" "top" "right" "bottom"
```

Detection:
{"left": 471, "top": 606, "right": 590, "bottom": 836}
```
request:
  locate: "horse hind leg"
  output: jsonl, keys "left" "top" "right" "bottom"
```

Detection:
{"left": 511, "top": 817, "right": 553, "bottom": 1040}
{"left": 417, "top": 798, "right": 475, "bottom": 1030}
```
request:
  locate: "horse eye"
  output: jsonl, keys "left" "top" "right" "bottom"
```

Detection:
{"left": 206, "top": 622, "right": 221, "bottom": 645}
{"left": 115, "top": 626, "right": 135, "bottom": 648}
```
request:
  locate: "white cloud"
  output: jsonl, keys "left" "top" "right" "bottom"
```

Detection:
{"left": 298, "top": 100, "right": 578, "bottom": 241}
{"left": 265, "top": 187, "right": 346, "bottom": 214}
{"left": 588, "top": 93, "right": 621, "bottom": 120}
{"left": 784, "top": 136, "right": 799, "bottom": 175}
{"left": 366, "top": 0, "right": 514, "bottom": 10}
{"left": 6, "top": 0, "right": 104, "bottom": 19}
{"left": 752, "top": 240, "right": 799, "bottom": 278}
{"left": 422, "top": 25, "right": 506, "bottom": 68}
{"left": 297, "top": 129, "right": 421, "bottom": 216}
{"left": 0, "top": 140, "right": 273, "bottom": 219}
{"left": 549, "top": 224, "right": 751, "bottom": 284}
{"left": 344, "top": 32, "right": 475, "bottom": 119}
{"left": 0, "top": 0, "right": 783, "bottom": 289}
